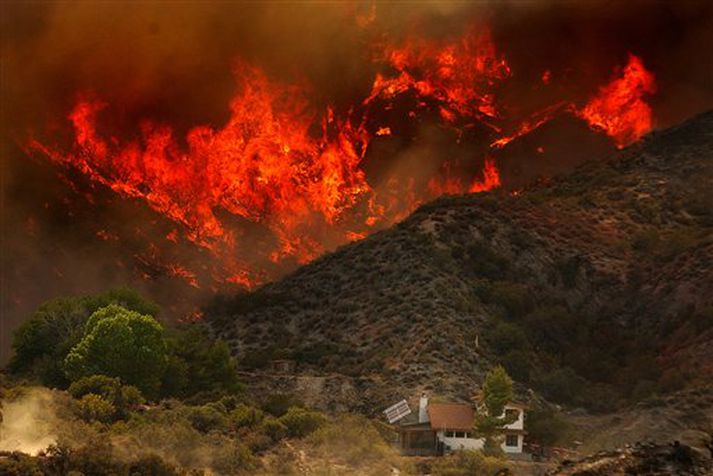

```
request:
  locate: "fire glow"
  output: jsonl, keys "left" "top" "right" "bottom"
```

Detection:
{"left": 27, "top": 26, "right": 656, "bottom": 289}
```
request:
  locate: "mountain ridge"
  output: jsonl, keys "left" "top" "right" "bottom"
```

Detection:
{"left": 207, "top": 110, "right": 713, "bottom": 412}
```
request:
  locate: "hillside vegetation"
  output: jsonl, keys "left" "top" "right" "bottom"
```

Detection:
{"left": 208, "top": 111, "right": 713, "bottom": 412}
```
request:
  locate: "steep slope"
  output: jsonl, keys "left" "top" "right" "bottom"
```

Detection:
{"left": 207, "top": 111, "right": 713, "bottom": 411}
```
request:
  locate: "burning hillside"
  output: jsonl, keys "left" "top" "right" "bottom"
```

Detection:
{"left": 25, "top": 20, "right": 656, "bottom": 290}
{"left": 2, "top": 1, "right": 712, "bottom": 346}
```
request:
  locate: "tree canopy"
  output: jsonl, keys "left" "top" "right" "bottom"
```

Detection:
{"left": 481, "top": 365, "right": 513, "bottom": 417}
{"left": 474, "top": 365, "right": 515, "bottom": 456}
{"left": 161, "top": 323, "right": 242, "bottom": 400}
{"left": 64, "top": 304, "right": 168, "bottom": 397}
{"left": 9, "top": 288, "right": 159, "bottom": 387}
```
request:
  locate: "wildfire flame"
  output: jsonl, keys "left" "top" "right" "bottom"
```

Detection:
{"left": 579, "top": 53, "right": 657, "bottom": 147}
{"left": 26, "top": 24, "right": 656, "bottom": 289}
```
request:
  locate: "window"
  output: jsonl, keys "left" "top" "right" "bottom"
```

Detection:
{"left": 445, "top": 431, "right": 454, "bottom": 437}
{"left": 465, "top": 432, "right": 473, "bottom": 438}
{"left": 505, "top": 434, "right": 519, "bottom": 447}
{"left": 505, "top": 409, "right": 519, "bottom": 421}
{"left": 455, "top": 431, "right": 466, "bottom": 438}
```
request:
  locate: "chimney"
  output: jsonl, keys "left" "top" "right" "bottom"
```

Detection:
{"left": 418, "top": 393, "right": 429, "bottom": 423}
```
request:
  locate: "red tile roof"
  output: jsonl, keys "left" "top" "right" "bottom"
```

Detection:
{"left": 427, "top": 403, "right": 474, "bottom": 431}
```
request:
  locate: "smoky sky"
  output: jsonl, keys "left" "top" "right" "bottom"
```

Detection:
{"left": 1, "top": 0, "right": 712, "bottom": 362}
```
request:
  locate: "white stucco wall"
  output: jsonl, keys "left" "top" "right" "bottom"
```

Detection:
{"left": 502, "top": 404, "right": 525, "bottom": 431}
{"left": 436, "top": 432, "right": 524, "bottom": 454}
{"left": 502, "top": 433, "right": 524, "bottom": 453}
{"left": 436, "top": 431, "right": 485, "bottom": 451}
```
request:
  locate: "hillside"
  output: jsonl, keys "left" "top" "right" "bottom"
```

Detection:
{"left": 207, "top": 111, "right": 713, "bottom": 413}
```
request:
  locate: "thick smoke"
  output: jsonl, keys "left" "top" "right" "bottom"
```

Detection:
{"left": 0, "top": 388, "right": 57, "bottom": 455}
{"left": 1, "top": 1, "right": 712, "bottom": 361}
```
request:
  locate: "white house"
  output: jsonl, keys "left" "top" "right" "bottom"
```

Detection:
{"left": 395, "top": 394, "right": 526, "bottom": 456}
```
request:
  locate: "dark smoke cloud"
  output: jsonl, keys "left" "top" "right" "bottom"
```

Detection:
{"left": 1, "top": 1, "right": 712, "bottom": 361}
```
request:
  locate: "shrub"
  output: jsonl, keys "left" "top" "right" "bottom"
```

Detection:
{"left": 69, "top": 375, "right": 144, "bottom": 421}
{"left": 631, "top": 229, "right": 659, "bottom": 252}
{"left": 525, "top": 408, "right": 568, "bottom": 447}
{"left": 128, "top": 454, "right": 181, "bottom": 476}
{"left": 487, "top": 281, "right": 533, "bottom": 318}
{"left": 538, "top": 367, "right": 585, "bottom": 404}
{"left": 262, "top": 394, "right": 302, "bottom": 417}
{"left": 68, "top": 374, "right": 122, "bottom": 399}
{"left": 308, "top": 415, "right": 395, "bottom": 466}
{"left": 239, "top": 349, "right": 274, "bottom": 370}
{"left": 488, "top": 321, "right": 530, "bottom": 355}
{"left": 211, "top": 442, "right": 256, "bottom": 475}
{"left": 189, "top": 403, "right": 229, "bottom": 433}
{"left": 294, "top": 342, "right": 340, "bottom": 365}
{"left": 522, "top": 305, "right": 577, "bottom": 354}
{"left": 0, "top": 451, "right": 44, "bottom": 475}
{"left": 500, "top": 350, "right": 533, "bottom": 382}
{"left": 230, "top": 403, "right": 264, "bottom": 429}
{"left": 76, "top": 393, "right": 116, "bottom": 423}
{"left": 693, "top": 306, "right": 713, "bottom": 332}
{"left": 556, "top": 256, "right": 583, "bottom": 288}
{"left": 261, "top": 416, "right": 288, "bottom": 441}
{"left": 278, "top": 406, "right": 326, "bottom": 438}
{"left": 465, "top": 241, "right": 510, "bottom": 280}
{"left": 431, "top": 450, "right": 509, "bottom": 476}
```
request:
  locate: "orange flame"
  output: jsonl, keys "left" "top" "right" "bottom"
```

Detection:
{"left": 26, "top": 24, "right": 656, "bottom": 289}
{"left": 365, "top": 27, "right": 510, "bottom": 123}
{"left": 579, "top": 54, "right": 656, "bottom": 147}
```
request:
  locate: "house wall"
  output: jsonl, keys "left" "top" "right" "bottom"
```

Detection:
{"left": 502, "top": 404, "right": 525, "bottom": 431}
{"left": 436, "top": 431, "right": 484, "bottom": 451}
{"left": 435, "top": 432, "right": 524, "bottom": 454}
{"left": 503, "top": 433, "right": 524, "bottom": 453}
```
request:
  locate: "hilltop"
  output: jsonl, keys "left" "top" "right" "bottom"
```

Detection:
{"left": 207, "top": 111, "right": 713, "bottom": 413}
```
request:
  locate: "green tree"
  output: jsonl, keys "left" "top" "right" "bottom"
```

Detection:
{"left": 9, "top": 288, "right": 158, "bottom": 388}
{"left": 474, "top": 366, "right": 515, "bottom": 456}
{"left": 525, "top": 408, "right": 568, "bottom": 447}
{"left": 64, "top": 304, "right": 167, "bottom": 397}
{"left": 160, "top": 324, "right": 241, "bottom": 400}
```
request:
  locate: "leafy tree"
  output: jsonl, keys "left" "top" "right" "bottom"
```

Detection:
{"left": 64, "top": 304, "right": 167, "bottom": 397}
{"left": 525, "top": 407, "right": 568, "bottom": 447}
{"left": 160, "top": 324, "right": 241, "bottom": 400}
{"left": 474, "top": 366, "right": 515, "bottom": 456}
{"left": 9, "top": 288, "right": 158, "bottom": 388}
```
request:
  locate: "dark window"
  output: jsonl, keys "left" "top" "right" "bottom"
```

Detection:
{"left": 465, "top": 432, "right": 473, "bottom": 438}
{"left": 445, "top": 431, "right": 454, "bottom": 437}
{"left": 505, "top": 434, "right": 519, "bottom": 447}
{"left": 505, "top": 409, "right": 519, "bottom": 421}
{"left": 455, "top": 431, "right": 466, "bottom": 438}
